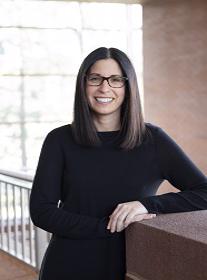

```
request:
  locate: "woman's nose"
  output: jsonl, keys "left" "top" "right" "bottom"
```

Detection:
{"left": 99, "top": 79, "right": 110, "bottom": 92}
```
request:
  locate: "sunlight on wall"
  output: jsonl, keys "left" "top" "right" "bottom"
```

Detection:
{"left": 0, "top": 1, "right": 143, "bottom": 173}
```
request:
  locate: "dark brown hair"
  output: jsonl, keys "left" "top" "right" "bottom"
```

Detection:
{"left": 71, "top": 47, "right": 146, "bottom": 150}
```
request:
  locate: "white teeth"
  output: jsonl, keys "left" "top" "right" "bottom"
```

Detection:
{"left": 95, "top": 97, "right": 113, "bottom": 103}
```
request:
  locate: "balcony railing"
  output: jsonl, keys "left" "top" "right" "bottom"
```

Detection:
{"left": 0, "top": 169, "right": 50, "bottom": 271}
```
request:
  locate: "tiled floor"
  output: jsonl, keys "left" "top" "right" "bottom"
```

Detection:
{"left": 0, "top": 250, "right": 38, "bottom": 280}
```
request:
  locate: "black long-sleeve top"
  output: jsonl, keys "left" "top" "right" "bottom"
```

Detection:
{"left": 29, "top": 123, "right": 207, "bottom": 280}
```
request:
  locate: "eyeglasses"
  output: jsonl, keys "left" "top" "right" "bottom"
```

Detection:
{"left": 85, "top": 74, "right": 128, "bottom": 88}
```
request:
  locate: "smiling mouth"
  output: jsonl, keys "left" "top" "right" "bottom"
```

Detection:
{"left": 95, "top": 97, "right": 114, "bottom": 104}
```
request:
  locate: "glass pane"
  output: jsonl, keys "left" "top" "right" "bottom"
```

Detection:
{"left": 0, "top": 2, "right": 81, "bottom": 29}
{"left": 0, "top": 124, "right": 22, "bottom": 171}
{"left": 21, "top": 29, "right": 81, "bottom": 75}
{"left": 0, "top": 77, "right": 21, "bottom": 122}
{"left": 81, "top": 3, "right": 127, "bottom": 30}
{"left": 0, "top": 29, "right": 22, "bottom": 75}
{"left": 24, "top": 76, "right": 75, "bottom": 122}
{"left": 82, "top": 30, "right": 127, "bottom": 58}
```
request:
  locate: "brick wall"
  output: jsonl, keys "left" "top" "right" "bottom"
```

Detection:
{"left": 143, "top": 0, "right": 207, "bottom": 194}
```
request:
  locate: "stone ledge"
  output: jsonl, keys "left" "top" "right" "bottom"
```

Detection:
{"left": 125, "top": 210, "right": 207, "bottom": 280}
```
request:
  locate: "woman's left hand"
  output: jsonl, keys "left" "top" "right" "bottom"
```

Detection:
{"left": 107, "top": 201, "right": 155, "bottom": 233}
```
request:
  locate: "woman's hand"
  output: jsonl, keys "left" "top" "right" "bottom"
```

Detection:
{"left": 107, "top": 201, "right": 156, "bottom": 233}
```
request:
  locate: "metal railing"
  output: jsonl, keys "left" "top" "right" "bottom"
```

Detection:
{"left": 0, "top": 169, "right": 51, "bottom": 270}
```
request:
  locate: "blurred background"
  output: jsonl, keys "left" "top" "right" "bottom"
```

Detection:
{"left": 0, "top": 0, "right": 206, "bottom": 279}
{"left": 0, "top": 0, "right": 143, "bottom": 174}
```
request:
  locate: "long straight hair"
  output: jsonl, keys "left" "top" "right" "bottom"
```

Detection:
{"left": 71, "top": 47, "right": 146, "bottom": 150}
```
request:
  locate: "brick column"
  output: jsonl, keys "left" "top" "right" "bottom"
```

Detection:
{"left": 143, "top": 0, "right": 207, "bottom": 194}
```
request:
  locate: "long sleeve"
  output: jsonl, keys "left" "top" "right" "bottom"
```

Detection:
{"left": 139, "top": 126, "right": 207, "bottom": 214}
{"left": 29, "top": 130, "right": 116, "bottom": 239}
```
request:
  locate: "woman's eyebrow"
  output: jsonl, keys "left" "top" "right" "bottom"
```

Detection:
{"left": 89, "top": 73, "right": 123, "bottom": 77}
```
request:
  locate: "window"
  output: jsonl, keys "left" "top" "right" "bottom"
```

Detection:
{"left": 0, "top": 1, "right": 143, "bottom": 173}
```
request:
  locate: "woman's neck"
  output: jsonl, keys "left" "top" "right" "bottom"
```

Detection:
{"left": 93, "top": 115, "right": 121, "bottom": 132}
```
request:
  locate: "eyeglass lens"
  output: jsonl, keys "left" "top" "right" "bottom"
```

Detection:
{"left": 86, "top": 75, "right": 127, "bottom": 88}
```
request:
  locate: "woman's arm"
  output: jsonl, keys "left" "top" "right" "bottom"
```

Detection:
{"left": 139, "top": 126, "right": 207, "bottom": 214}
{"left": 29, "top": 129, "right": 115, "bottom": 239}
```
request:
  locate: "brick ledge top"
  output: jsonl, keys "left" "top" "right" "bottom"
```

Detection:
{"left": 128, "top": 210, "right": 207, "bottom": 244}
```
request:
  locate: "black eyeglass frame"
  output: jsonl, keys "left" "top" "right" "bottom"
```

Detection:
{"left": 85, "top": 74, "right": 128, "bottom": 88}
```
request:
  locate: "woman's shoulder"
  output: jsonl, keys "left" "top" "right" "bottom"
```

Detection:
{"left": 145, "top": 122, "right": 161, "bottom": 132}
{"left": 144, "top": 122, "right": 177, "bottom": 147}
{"left": 44, "top": 124, "right": 73, "bottom": 143}
{"left": 143, "top": 122, "right": 168, "bottom": 145}
{"left": 144, "top": 122, "right": 162, "bottom": 139}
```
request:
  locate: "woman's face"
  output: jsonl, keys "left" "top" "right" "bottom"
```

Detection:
{"left": 85, "top": 58, "right": 126, "bottom": 119}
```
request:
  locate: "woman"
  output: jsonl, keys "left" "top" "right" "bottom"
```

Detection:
{"left": 29, "top": 47, "right": 207, "bottom": 280}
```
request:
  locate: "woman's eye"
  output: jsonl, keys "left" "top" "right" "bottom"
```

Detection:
{"left": 111, "top": 77, "right": 122, "bottom": 82}
{"left": 89, "top": 76, "right": 100, "bottom": 81}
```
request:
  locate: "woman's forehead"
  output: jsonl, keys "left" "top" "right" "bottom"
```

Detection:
{"left": 89, "top": 58, "right": 123, "bottom": 76}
